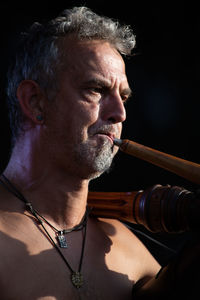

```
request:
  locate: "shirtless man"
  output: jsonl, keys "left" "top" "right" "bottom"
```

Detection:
{"left": 0, "top": 7, "right": 160, "bottom": 299}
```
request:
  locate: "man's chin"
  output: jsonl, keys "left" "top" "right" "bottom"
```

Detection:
{"left": 73, "top": 139, "right": 115, "bottom": 179}
{"left": 87, "top": 163, "right": 112, "bottom": 181}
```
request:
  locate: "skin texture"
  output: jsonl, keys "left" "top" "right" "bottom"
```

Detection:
{"left": 0, "top": 38, "right": 160, "bottom": 299}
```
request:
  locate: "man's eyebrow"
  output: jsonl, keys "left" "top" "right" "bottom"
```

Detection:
{"left": 121, "top": 87, "right": 132, "bottom": 98}
{"left": 85, "top": 78, "right": 132, "bottom": 95}
{"left": 84, "top": 78, "right": 111, "bottom": 88}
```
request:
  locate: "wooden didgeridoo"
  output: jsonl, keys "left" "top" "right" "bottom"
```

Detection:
{"left": 87, "top": 139, "right": 200, "bottom": 233}
{"left": 88, "top": 184, "right": 200, "bottom": 233}
{"left": 113, "top": 138, "right": 200, "bottom": 185}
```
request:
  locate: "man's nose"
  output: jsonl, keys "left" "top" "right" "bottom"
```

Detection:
{"left": 100, "top": 92, "right": 126, "bottom": 124}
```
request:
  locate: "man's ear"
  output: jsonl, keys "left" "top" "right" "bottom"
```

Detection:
{"left": 16, "top": 80, "right": 46, "bottom": 124}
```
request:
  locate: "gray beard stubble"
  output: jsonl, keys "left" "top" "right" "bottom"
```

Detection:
{"left": 74, "top": 139, "right": 113, "bottom": 179}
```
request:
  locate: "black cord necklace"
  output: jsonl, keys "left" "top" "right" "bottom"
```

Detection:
{"left": 0, "top": 174, "right": 89, "bottom": 288}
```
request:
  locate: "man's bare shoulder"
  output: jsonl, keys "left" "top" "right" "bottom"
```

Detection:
{"left": 93, "top": 217, "right": 161, "bottom": 280}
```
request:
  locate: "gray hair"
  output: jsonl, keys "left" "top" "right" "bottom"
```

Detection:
{"left": 7, "top": 6, "right": 136, "bottom": 145}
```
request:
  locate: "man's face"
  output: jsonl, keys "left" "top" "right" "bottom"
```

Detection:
{"left": 44, "top": 38, "right": 131, "bottom": 179}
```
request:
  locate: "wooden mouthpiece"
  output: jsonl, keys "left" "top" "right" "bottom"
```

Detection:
{"left": 114, "top": 138, "right": 200, "bottom": 185}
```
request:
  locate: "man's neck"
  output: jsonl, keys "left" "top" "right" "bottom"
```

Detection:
{"left": 3, "top": 158, "right": 89, "bottom": 230}
{"left": 3, "top": 132, "right": 93, "bottom": 229}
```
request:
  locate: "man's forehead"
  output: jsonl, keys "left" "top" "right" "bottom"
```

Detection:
{"left": 62, "top": 37, "right": 122, "bottom": 61}
{"left": 61, "top": 37, "right": 129, "bottom": 85}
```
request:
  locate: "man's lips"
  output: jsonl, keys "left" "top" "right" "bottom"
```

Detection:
{"left": 95, "top": 132, "right": 115, "bottom": 144}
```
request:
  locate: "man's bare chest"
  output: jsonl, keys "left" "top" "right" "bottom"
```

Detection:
{"left": 0, "top": 217, "right": 135, "bottom": 300}
{"left": 0, "top": 243, "right": 134, "bottom": 300}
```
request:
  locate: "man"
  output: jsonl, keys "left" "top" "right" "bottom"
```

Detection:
{"left": 0, "top": 7, "right": 160, "bottom": 299}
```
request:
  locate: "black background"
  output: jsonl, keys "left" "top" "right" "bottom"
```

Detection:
{"left": 0, "top": 1, "right": 199, "bottom": 262}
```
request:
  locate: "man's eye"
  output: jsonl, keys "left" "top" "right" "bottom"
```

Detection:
{"left": 121, "top": 95, "right": 130, "bottom": 104}
{"left": 82, "top": 87, "right": 103, "bottom": 102}
{"left": 90, "top": 87, "right": 102, "bottom": 94}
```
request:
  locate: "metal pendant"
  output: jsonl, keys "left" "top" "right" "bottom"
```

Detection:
{"left": 57, "top": 231, "right": 68, "bottom": 248}
{"left": 71, "top": 272, "right": 83, "bottom": 288}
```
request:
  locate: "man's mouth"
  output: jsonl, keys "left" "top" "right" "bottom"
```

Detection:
{"left": 95, "top": 132, "right": 115, "bottom": 144}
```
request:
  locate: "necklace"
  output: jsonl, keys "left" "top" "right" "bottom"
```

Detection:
{"left": 0, "top": 174, "right": 89, "bottom": 288}
{"left": 28, "top": 204, "right": 88, "bottom": 249}
{"left": 0, "top": 174, "right": 88, "bottom": 248}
